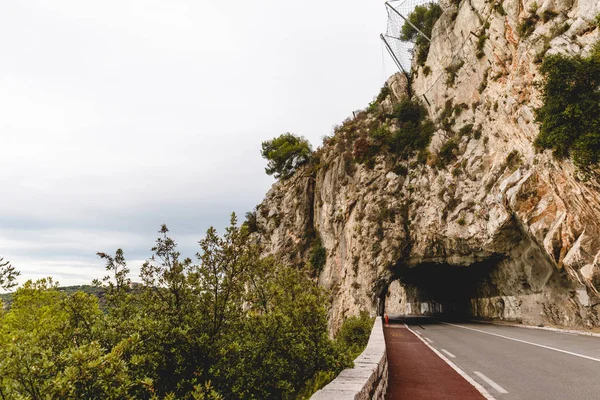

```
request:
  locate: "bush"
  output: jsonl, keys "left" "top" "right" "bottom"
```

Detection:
{"left": 445, "top": 60, "right": 465, "bottom": 86}
{"left": 335, "top": 312, "right": 374, "bottom": 359}
{"left": 518, "top": 14, "right": 540, "bottom": 38}
{"left": 261, "top": 133, "right": 313, "bottom": 179}
{"left": 535, "top": 46, "right": 600, "bottom": 167}
{"left": 309, "top": 236, "right": 327, "bottom": 274}
{"left": 596, "top": 14, "right": 600, "bottom": 28}
{"left": 542, "top": 9, "right": 558, "bottom": 22}
{"left": 436, "top": 138, "right": 460, "bottom": 168}
{"left": 476, "top": 34, "right": 488, "bottom": 59}
{"left": 400, "top": 3, "right": 443, "bottom": 66}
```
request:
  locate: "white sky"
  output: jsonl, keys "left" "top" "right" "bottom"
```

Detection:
{"left": 1, "top": 0, "right": 398, "bottom": 288}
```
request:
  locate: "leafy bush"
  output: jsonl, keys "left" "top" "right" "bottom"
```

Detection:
{"left": 535, "top": 46, "right": 600, "bottom": 167}
{"left": 494, "top": 1, "right": 507, "bottom": 16}
{"left": 335, "top": 312, "right": 374, "bottom": 359}
{"left": 445, "top": 60, "right": 465, "bottom": 86}
{"left": 518, "top": 13, "right": 540, "bottom": 37}
{"left": 261, "top": 133, "right": 313, "bottom": 179}
{"left": 400, "top": 3, "right": 443, "bottom": 66}
{"left": 0, "top": 216, "right": 351, "bottom": 400}
{"left": 436, "top": 138, "right": 460, "bottom": 168}
{"left": 309, "top": 236, "right": 327, "bottom": 274}
{"left": 542, "top": 9, "right": 558, "bottom": 22}
{"left": 596, "top": 14, "right": 600, "bottom": 28}
{"left": 476, "top": 34, "right": 488, "bottom": 59}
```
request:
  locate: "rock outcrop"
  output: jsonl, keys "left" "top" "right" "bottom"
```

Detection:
{"left": 256, "top": 0, "right": 600, "bottom": 333}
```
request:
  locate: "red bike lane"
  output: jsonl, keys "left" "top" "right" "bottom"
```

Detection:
{"left": 384, "top": 324, "right": 485, "bottom": 400}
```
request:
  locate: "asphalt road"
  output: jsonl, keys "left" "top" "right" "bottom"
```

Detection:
{"left": 397, "top": 317, "right": 600, "bottom": 400}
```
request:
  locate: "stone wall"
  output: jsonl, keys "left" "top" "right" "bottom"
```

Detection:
{"left": 311, "top": 317, "right": 387, "bottom": 400}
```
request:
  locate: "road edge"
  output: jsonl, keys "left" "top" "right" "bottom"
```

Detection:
{"left": 472, "top": 320, "right": 600, "bottom": 338}
{"left": 403, "top": 323, "right": 496, "bottom": 400}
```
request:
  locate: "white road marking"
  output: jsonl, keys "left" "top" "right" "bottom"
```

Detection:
{"left": 414, "top": 330, "right": 422, "bottom": 335}
{"left": 441, "top": 349, "right": 456, "bottom": 358}
{"left": 404, "top": 324, "right": 497, "bottom": 400}
{"left": 424, "top": 337, "right": 434, "bottom": 343}
{"left": 442, "top": 322, "right": 600, "bottom": 363}
{"left": 474, "top": 371, "right": 509, "bottom": 394}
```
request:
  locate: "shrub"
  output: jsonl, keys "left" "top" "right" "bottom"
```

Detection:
{"left": 365, "top": 98, "right": 435, "bottom": 162}
{"left": 518, "top": 14, "right": 540, "bottom": 38}
{"left": 503, "top": 150, "right": 522, "bottom": 172}
{"left": 436, "top": 138, "right": 460, "bottom": 168}
{"left": 423, "top": 65, "right": 432, "bottom": 76}
{"left": 535, "top": 47, "right": 600, "bottom": 167}
{"left": 596, "top": 14, "right": 600, "bottom": 28}
{"left": 493, "top": 1, "right": 507, "bottom": 16}
{"left": 243, "top": 210, "right": 258, "bottom": 233}
{"left": 400, "top": 3, "right": 443, "bottom": 65}
{"left": 261, "top": 133, "right": 313, "bottom": 179}
{"left": 445, "top": 60, "right": 465, "bottom": 86}
{"left": 309, "top": 236, "right": 327, "bottom": 274}
{"left": 457, "top": 216, "right": 466, "bottom": 225}
{"left": 476, "top": 34, "right": 488, "bottom": 59}
{"left": 335, "top": 312, "right": 374, "bottom": 359}
{"left": 459, "top": 124, "right": 474, "bottom": 137}
{"left": 542, "top": 10, "right": 558, "bottom": 22}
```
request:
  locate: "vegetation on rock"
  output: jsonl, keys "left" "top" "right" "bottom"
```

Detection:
{"left": 400, "top": 3, "right": 443, "bottom": 66}
{"left": 535, "top": 44, "right": 600, "bottom": 167}
{"left": 261, "top": 133, "right": 313, "bottom": 179}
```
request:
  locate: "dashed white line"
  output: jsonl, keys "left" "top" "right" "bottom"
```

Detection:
{"left": 441, "top": 322, "right": 600, "bottom": 363}
{"left": 474, "top": 371, "right": 509, "bottom": 394}
{"left": 424, "top": 337, "right": 434, "bottom": 343}
{"left": 441, "top": 349, "right": 456, "bottom": 358}
{"left": 404, "top": 324, "right": 496, "bottom": 400}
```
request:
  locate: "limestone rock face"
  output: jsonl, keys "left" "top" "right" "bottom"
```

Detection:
{"left": 256, "top": 0, "right": 600, "bottom": 333}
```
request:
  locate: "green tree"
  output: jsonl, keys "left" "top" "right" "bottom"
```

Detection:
{"left": 400, "top": 3, "right": 443, "bottom": 65}
{"left": 0, "top": 257, "right": 19, "bottom": 291}
{"left": 261, "top": 133, "right": 313, "bottom": 179}
{"left": 535, "top": 45, "right": 600, "bottom": 167}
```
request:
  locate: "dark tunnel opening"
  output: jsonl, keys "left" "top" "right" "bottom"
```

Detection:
{"left": 384, "top": 259, "right": 502, "bottom": 321}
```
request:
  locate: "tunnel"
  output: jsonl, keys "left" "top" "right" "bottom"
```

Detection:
{"left": 383, "top": 259, "right": 501, "bottom": 321}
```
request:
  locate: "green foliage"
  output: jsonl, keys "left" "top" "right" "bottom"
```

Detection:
{"left": 493, "top": 1, "right": 507, "bottom": 16}
{"left": 400, "top": 3, "right": 443, "bottom": 66}
{"left": 458, "top": 124, "right": 474, "bottom": 137}
{"left": 243, "top": 210, "right": 258, "bottom": 233}
{"left": 476, "top": 34, "right": 488, "bottom": 59}
{"left": 596, "top": 14, "right": 600, "bottom": 28}
{"left": 261, "top": 133, "right": 313, "bottom": 179}
{"left": 445, "top": 60, "right": 465, "bottom": 87}
{"left": 517, "top": 13, "right": 540, "bottom": 38}
{"left": 0, "top": 215, "right": 350, "bottom": 399}
{"left": 542, "top": 9, "right": 558, "bottom": 22}
{"left": 436, "top": 138, "right": 460, "bottom": 168}
{"left": 0, "top": 257, "right": 19, "bottom": 291}
{"left": 535, "top": 47, "right": 600, "bottom": 167}
{"left": 503, "top": 150, "right": 522, "bottom": 172}
{"left": 335, "top": 312, "right": 374, "bottom": 359}
{"left": 309, "top": 236, "right": 327, "bottom": 274}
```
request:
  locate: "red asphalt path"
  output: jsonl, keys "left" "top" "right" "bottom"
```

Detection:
{"left": 384, "top": 324, "right": 484, "bottom": 400}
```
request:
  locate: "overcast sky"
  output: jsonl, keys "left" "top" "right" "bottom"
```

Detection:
{"left": 1, "top": 0, "right": 397, "bottom": 288}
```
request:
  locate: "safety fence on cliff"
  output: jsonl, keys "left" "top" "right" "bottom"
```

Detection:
{"left": 381, "top": 0, "right": 522, "bottom": 105}
{"left": 311, "top": 317, "right": 388, "bottom": 400}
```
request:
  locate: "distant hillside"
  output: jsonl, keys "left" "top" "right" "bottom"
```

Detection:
{"left": 1, "top": 284, "right": 106, "bottom": 308}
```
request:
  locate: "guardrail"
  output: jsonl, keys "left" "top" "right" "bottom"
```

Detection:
{"left": 311, "top": 316, "right": 388, "bottom": 400}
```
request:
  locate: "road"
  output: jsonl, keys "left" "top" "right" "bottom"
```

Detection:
{"left": 387, "top": 316, "right": 600, "bottom": 400}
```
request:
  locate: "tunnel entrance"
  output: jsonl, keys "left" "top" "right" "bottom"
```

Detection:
{"left": 384, "top": 259, "right": 501, "bottom": 321}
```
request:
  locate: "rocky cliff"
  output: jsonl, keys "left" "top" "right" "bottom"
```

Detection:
{"left": 256, "top": 0, "right": 600, "bottom": 333}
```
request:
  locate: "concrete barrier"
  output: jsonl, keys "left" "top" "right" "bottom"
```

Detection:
{"left": 311, "top": 317, "right": 387, "bottom": 400}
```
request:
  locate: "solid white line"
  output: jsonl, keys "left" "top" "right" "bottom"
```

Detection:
{"left": 441, "top": 349, "right": 456, "bottom": 358}
{"left": 474, "top": 371, "right": 508, "bottom": 394}
{"left": 404, "top": 324, "right": 497, "bottom": 400}
{"left": 441, "top": 322, "right": 600, "bottom": 363}
{"left": 424, "top": 337, "right": 434, "bottom": 343}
